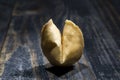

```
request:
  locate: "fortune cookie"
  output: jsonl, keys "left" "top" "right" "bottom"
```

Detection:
{"left": 41, "top": 19, "right": 84, "bottom": 66}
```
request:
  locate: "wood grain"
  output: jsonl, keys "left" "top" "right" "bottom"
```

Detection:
{"left": 0, "top": 6, "right": 95, "bottom": 80}
{"left": 0, "top": 0, "right": 120, "bottom": 80}
{"left": 0, "top": 0, "right": 16, "bottom": 76}
{"left": 83, "top": 0, "right": 120, "bottom": 79}
{"left": 0, "top": 0, "right": 15, "bottom": 52}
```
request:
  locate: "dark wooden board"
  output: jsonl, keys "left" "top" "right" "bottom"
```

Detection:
{"left": 83, "top": 0, "right": 120, "bottom": 80}
{"left": 0, "top": 0, "right": 120, "bottom": 80}
{"left": 0, "top": 16, "right": 95, "bottom": 80}
{"left": 0, "top": 0, "right": 15, "bottom": 51}
{"left": 0, "top": 0, "right": 15, "bottom": 77}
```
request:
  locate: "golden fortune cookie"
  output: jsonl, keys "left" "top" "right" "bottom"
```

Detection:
{"left": 41, "top": 19, "right": 84, "bottom": 66}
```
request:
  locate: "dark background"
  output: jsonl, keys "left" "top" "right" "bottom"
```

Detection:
{"left": 0, "top": 0, "right": 120, "bottom": 80}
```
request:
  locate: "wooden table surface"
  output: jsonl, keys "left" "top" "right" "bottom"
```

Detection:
{"left": 0, "top": 0, "right": 120, "bottom": 80}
